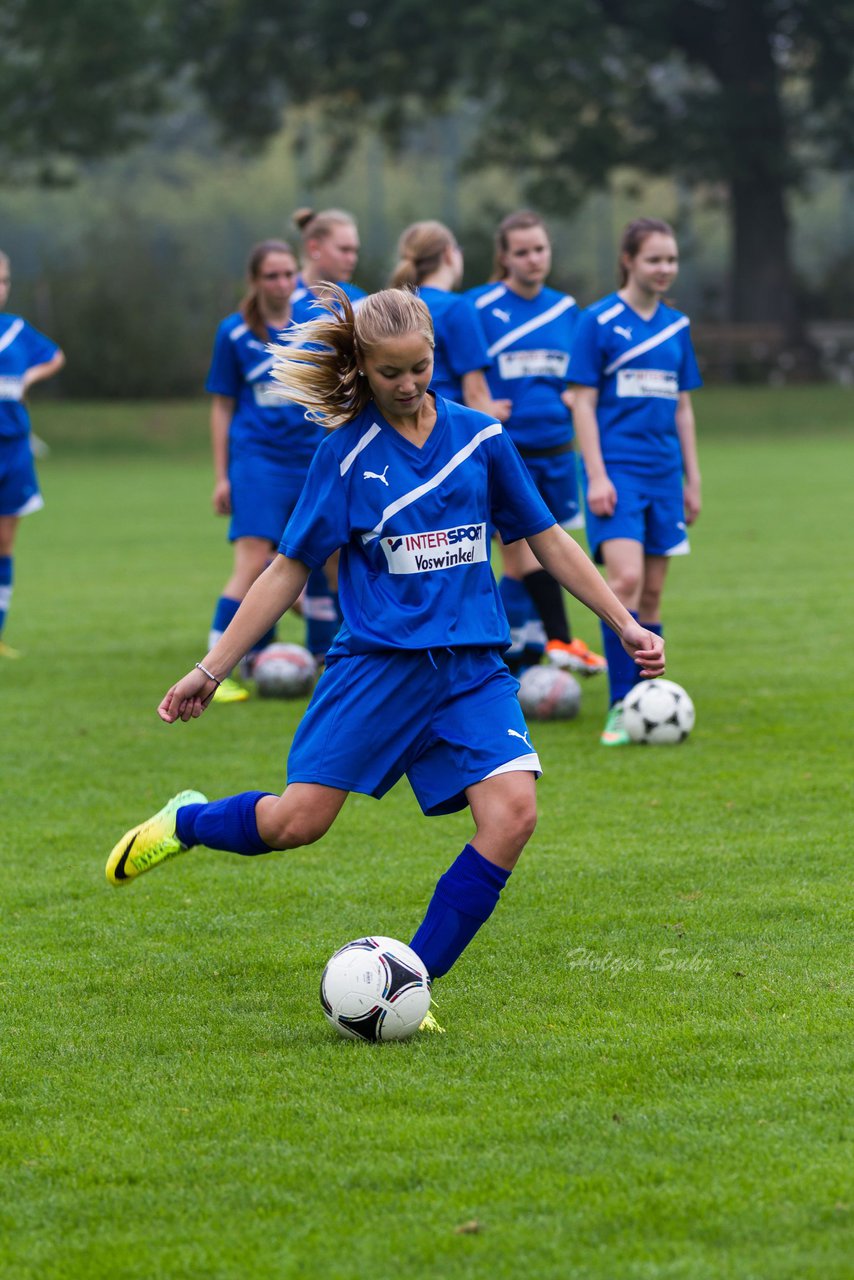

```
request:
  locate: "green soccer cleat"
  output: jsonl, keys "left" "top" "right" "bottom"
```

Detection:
{"left": 213, "top": 676, "right": 250, "bottom": 704}
{"left": 105, "top": 790, "right": 208, "bottom": 887}
{"left": 600, "top": 700, "right": 631, "bottom": 747}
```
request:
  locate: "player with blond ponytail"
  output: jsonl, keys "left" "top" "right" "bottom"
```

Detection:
{"left": 106, "top": 286, "right": 664, "bottom": 1020}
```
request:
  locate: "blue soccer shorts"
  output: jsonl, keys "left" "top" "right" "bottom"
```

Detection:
{"left": 583, "top": 467, "right": 689, "bottom": 563}
{"left": 520, "top": 448, "right": 583, "bottom": 530}
{"left": 287, "top": 647, "right": 542, "bottom": 816}
{"left": 228, "top": 450, "right": 309, "bottom": 545}
{"left": 0, "top": 435, "right": 43, "bottom": 517}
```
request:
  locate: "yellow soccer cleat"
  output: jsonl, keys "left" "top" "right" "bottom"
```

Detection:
{"left": 0, "top": 639, "right": 22, "bottom": 659}
{"left": 213, "top": 676, "right": 250, "bottom": 704}
{"left": 419, "top": 1007, "right": 446, "bottom": 1034}
{"left": 106, "top": 790, "right": 208, "bottom": 886}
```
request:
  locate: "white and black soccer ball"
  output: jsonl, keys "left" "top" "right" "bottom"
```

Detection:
{"left": 517, "top": 665, "right": 582, "bottom": 720}
{"left": 623, "top": 678, "right": 695, "bottom": 745}
{"left": 320, "top": 936, "right": 432, "bottom": 1042}
{"left": 253, "top": 643, "right": 316, "bottom": 698}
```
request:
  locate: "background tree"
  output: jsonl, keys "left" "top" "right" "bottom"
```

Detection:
{"left": 0, "top": 0, "right": 171, "bottom": 182}
{"left": 174, "top": 0, "right": 854, "bottom": 338}
{"left": 4, "top": 0, "right": 854, "bottom": 337}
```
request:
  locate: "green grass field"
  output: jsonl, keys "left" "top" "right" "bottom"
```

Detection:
{"left": 1, "top": 389, "right": 851, "bottom": 1279}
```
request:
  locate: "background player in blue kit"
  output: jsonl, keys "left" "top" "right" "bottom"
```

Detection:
{"left": 205, "top": 238, "right": 314, "bottom": 702}
{"left": 571, "top": 218, "right": 702, "bottom": 746}
{"left": 290, "top": 207, "right": 367, "bottom": 313}
{"left": 289, "top": 207, "right": 367, "bottom": 658}
{"left": 390, "top": 219, "right": 510, "bottom": 419}
{"left": 472, "top": 211, "right": 607, "bottom": 679}
{"left": 0, "top": 250, "right": 65, "bottom": 659}
{"left": 105, "top": 287, "right": 665, "bottom": 1014}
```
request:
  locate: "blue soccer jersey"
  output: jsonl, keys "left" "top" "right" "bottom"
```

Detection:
{"left": 417, "top": 286, "right": 491, "bottom": 404}
{"left": 0, "top": 315, "right": 60, "bottom": 440}
{"left": 570, "top": 293, "right": 702, "bottom": 477}
{"left": 279, "top": 395, "right": 555, "bottom": 655}
{"left": 470, "top": 282, "right": 579, "bottom": 450}
{"left": 290, "top": 275, "right": 367, "bottom": 322}
{"left": 205, "top": 313, "right": 321, "bottom": 468}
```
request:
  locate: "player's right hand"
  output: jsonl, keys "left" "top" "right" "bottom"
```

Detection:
{"left": 158, "top": 669, "right": 217, "bottom": 723}
{"left": 212, "top": 478, "right": 231, "bottom": 515}
{"left": 586, "top": 474, "right": 617, "bottom": 517}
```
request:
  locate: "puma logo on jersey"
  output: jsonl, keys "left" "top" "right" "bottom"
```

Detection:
{"left": 614, "top": 325, "right": 633, "bottom": 340}
{"left": 363, "top": 465, "right": 390, "bottom": 485}
{"left": 507, "top": 728, "right": 532, "bottom": 748}
{"left": 492, "top": 308, "right": 511, "bottom": 323}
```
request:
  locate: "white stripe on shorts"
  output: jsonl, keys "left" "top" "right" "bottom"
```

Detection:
{"left": 483, "top": 751, "right": 542, "bottom": 781}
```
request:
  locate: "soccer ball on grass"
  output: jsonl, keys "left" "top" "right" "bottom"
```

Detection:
{"left": 517, "top": 665, "right": 582, "bottom": 720}
{"left": 320, "top": 936, "right": 431, "bottom": 1042}
{"left": 252, "top": 643, "right": 316, "bottom": 698}
{"left": 622, "top": 678, "right": 695, "bottom": 744}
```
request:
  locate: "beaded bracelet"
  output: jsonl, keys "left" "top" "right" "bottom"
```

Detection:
{"left": 195, "top": 661, "right": 222, "bottom": 687}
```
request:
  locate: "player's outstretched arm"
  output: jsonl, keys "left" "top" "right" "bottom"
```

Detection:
{"left": 526, "top": 525, "right": 665, "bottom": 678}
{"left": 158, "top": 555, "right": 311, "bottom": 723}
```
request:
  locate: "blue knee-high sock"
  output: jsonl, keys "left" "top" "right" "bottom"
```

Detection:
{"left": 409, "top": 844, "right": 511, "bottom": 979}
{"left": 304, "top": 568, "right": 340, "bottom": 657}
{"left": 601, "top": 610, "right": 641, "bottom": 706}
{"left": 175, "top": 791, "right": 275, "bottom": 856}
{"left": 499, "top": 575, "right": 545, "bottom": 672}
{"left": 0, "top": 556, "right": 12, "bottom": 634}
{"left": 209, "top": 595, "right": 241, "bottom": 651}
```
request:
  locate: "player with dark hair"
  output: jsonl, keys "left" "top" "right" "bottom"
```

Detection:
{"left": 205, "top": 238, "right": 311, "bottom": 702}
{"left": 471, "top": 211, "right": 606, "bottom": 678}
{"left": 106, "top": 287, "right": 664, "bottom": 1021}
{"left": 570, "top": 218, "right": 702, "bottom": 745}
{"left": 0, "top": 250, "right": 65, "bottom": 658}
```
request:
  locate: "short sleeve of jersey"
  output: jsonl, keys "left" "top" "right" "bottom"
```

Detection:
{"left": 679, "top": 329, "right": 703, "bottom": 392}
{"left": 205, "top": 320, "right": 242, "bottom": 397}
{"left": 20, "top": 322, "right": 59, "bottom": 368}
{"left": 279, "top": 440, "right": 350, "bottom": 567}
{"left": 489, "top": 429, "right": 555, "bottom": 543}
{"left": 567, "top": 309, "right": 602, "bottom": 388}
{"left": 444, "top": 296, "right": 490, "bottom": 377}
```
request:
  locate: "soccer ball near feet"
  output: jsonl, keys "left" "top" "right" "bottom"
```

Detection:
{"left": 320, "top": 937, "right": 432, "bottom": 1042}
{"left": 622, "top": 678, "right": 695, "bottom": 745}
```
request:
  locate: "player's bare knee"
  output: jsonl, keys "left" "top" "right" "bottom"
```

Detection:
{"left": 479, "top": 792, "right": 537, "bottom": 853}
{"left": 610, "top": 566, "right": 643, "bottom": 603}
{"left": 263, "top": 807, "right": 330, "bottom": 850}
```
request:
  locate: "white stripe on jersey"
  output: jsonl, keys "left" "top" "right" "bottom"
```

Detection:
{"left": 291, "top": 286, "right": 310, "bottom": 305}
{"left": 362, "top": 422, "right": 503, "bottom": 541}
{"left": 246, "top": 356, "right": 275, "bottom": 382}
{"left": 474, "top": 284, "right": 508, "bottom": 311}
{"left": 0, "top": 318, "right": 25, "bottom": 356}
{"left": 604, "top": 316, "right": 690, "bottom": 376}
{"left": 340, "top": 423, "right": 382, "bottom": 476}
{"left": 486, "top": 297, "right": 576, "bottom": 358}
{"left": 597, "top": 302, "right": 625, "bottom": 326}
{"left": 228, "top": 322, "right": 249, "bottom": 341}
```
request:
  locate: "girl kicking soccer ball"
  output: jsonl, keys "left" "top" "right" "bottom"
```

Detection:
{"left": 106, "top": 288, "right": 664, "bottom": 1007}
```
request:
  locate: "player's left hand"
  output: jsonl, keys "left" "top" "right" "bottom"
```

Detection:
{"left": 620, "top": 620, "right": 665, "bottom": 679}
